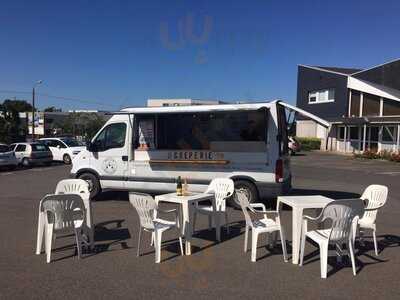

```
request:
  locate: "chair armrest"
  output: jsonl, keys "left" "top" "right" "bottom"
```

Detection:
{"left": 302, "top": 214, "right": 321, "bottom": 222}
{"left": 364, "top": 204, "right": 385, "bottom": 211}
{"left": 250, "top": 203, "right": 267, "bottom": 211}
{"left": 159, "top": 208, "right": 178, "bottom": 213}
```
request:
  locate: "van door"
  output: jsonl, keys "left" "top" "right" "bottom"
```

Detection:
{"left": 90, "top": 122, "right": 129, "bottom": 189}
{"left": 48, "top": 140, "right": 64, "bottom": 161}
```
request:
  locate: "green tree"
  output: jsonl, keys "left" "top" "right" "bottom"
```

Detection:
{"left": 0, "top": 100, "right": 25, "bottom": 143}
{"left": 60, "top": 112, "right": 105, "bottom": 141}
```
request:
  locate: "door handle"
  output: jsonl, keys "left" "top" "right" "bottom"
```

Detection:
{"left": 122, "top": 155, "right": 128, "bottom": 161}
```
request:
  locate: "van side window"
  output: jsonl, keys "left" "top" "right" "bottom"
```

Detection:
{"left": 156, "top": 110, "right": 267, "bottom": 151}
{"left": 93, "top": 123, "right": 127, "bottom": 151}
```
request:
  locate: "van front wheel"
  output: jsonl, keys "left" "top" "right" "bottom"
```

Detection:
{"left": 232, "top": 180, "right": 259, "bottom": 208}
{"left": 78, "top": 172, "right": 101, "bottom": 199}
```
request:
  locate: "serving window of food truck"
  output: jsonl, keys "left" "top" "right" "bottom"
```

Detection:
{"left": 134, "top": 109, "right": 268, "bottom": 154}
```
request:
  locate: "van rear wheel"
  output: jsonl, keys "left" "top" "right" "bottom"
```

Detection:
{"left": 78, "top": 172, "right": 101, "bottom": 199}
{"left": 232, "top": 180, "right": 259, "bottom": 208}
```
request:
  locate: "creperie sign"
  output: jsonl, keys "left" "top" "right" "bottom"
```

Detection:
{"left": 167, "top": 151, "right": 224, "bottom": 160}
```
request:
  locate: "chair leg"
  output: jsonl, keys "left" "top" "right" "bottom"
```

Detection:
{"left": 299, "top": 232, "right": 305, "bottom": 266}
{"left": 373, "top": 228, "right": 379, "bottom": 256}
{"left": 45, "top": 224, "right": 53, "bottom": 263}
{"left": 74, "top": 228, "right": 82, "bottom": 259}
{"left": 244, "top": 225, "right": 249, "bottom": 253}
{"left": 251, "top": 231, "right": 258, "bottom": 262}
{"left": 137, "top": 227, "right": 143, "bottom": 257}
{"left": 279, "top": 229, "right": 288, "bottom": 262}
{"left": 154, "top": 230, "right": 163, "bottom": 263}
{"left": 36, "top": 213, "right": 44, "bottom": 255}
{"left": 178, "top": 237, "right": 184, "bottom": 256}
{"left": 208, "top": 215, "right": 212, "bottom": 229}
{"left": 150, "top": 232, "right": 154, "bottom": 247}
{"left": 348, "top": 241, "right": 357, "bottom": 276}
{"left": 320, "top": 243, "right": 329, "bottom": 279}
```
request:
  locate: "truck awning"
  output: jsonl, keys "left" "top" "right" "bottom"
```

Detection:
{"left": 278, "top": 101, "right": 330, "bottom": 128}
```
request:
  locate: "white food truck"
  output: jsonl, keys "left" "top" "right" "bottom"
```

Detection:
{"left": 70, "top": 100, "right": 328, "bottom": 204}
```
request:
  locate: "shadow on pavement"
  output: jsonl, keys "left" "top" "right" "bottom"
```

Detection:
{"left": 300, "top": 234, "right": 400, "bottom": 277}
{"left": 289, "top": 188, "right": 360, "bottom": 199}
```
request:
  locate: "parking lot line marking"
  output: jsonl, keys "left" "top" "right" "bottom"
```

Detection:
{"left": 29, "top": 167, "right": 56, "bottom": 172}
{"left": 376, "top": 171, "right": 400, "bottom": 175}
{"left": 0, "top": 172, "right": 14, "bottom": 175}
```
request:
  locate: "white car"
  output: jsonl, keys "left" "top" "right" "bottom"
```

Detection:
{"left": 40, "top": 137, "right": 86, "bottom": 164}
{"left": 0, "top": 144, "right": 18, "bottom": 170}
{"left": 11, "top": 142, "right": 53, "bottom": 167}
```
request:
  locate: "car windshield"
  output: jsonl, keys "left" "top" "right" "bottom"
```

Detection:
{"left": 31, "top": 144, "right": 49, "bottom": 151}
{"left": 61, "top": 139, "right": 84, "bottom": 147}
{"left": 0, "top": 145, "right": 10, "bottom": 153}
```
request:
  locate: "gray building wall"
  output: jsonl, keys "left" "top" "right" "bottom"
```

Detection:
{"left": 296, "top": 66, "right": 349, "bottom": 121}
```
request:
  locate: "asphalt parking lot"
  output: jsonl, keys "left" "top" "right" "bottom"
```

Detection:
{"left": 1, "top": 152, "right": 399, "bottom": 299}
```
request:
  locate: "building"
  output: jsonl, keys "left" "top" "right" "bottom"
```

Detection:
{"left": 147, "top": 98, "right": 224, "bottom": 107}
{"left": 19, "top": 110, "right": 109, "bottom": 139}
{"left": 296, "top": 58, "right": 400, "bottom": 153}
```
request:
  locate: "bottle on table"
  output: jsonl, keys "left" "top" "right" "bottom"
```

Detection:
{"left": 183, "top": 178, "right": 188, "bottom": 195}
{"left": 176, "top": 176, "right": 183, "bottom": 196}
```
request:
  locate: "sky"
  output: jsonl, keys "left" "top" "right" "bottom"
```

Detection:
{"left": 0, "top": 0, "right": 399, "bottom": 111}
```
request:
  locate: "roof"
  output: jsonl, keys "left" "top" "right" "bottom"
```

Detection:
{"left": 118, "top": 101, "right": 278, "bottom": 114}
{"left": 314, "top": 66, "right": 363, "bottom": 75}
{"left": 351, "top": 58, "right": 400, "bottom": 76}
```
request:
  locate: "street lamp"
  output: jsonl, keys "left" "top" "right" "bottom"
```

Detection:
{"left": 32, "top": 80, "right": 43, "bottom": 140}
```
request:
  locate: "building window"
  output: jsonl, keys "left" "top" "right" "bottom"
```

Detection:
{"left": 308, "top": 89, "right": 335, "bottom": 104}
{"left": 338, "top": 126, "right": 345, "bottom": 140}
{"left": 349, "top": 126, "right": 359, "bottom": 140}
{"left": 383, "top": 99, "right": 400, "bottom": 116}
{"left": 350, "top": 90, "right": 361, "bottom": 117}
{"left": 362, "top": 93, "right": 380, "bottom": 116}
{"left": 381, "top": 126, "right": 397, "bottom": 143}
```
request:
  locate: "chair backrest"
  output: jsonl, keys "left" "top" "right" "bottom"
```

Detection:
{"left": 41, "top": 194, "right": 85, "bottom": 230}
{"left": 206, "top": 178, "right": 235, "bottom": 211}
{"left": 129, "top": 193, "right": 157, "bottom": 230}
{"left": 236, "top": 190, "right": 253, "bottom": 227}
{"left": 55, "top": 179, "right": 90, "bottom": 202}
{"left": 320, "top": 202, "right": 357, "bottom": 243}
{"left": 360, "top": 184, "right": 388, "bottom": 224}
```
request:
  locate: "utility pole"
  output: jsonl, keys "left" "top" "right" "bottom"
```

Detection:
{"left": 31, "top": 80, "right": 43, "bottom": 141}
{"left": 32, "top": 87, "right": 35, "bottom": 140}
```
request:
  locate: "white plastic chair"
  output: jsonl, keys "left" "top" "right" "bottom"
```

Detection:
{"left": 55, "top": 179, "right": 94, "bottom": 250}
{"left": 193, "top": 178, "right": 234, "bottom": 240}
{"left": 299, "top": 202, "right": 359, "bottom": 278}
{"left": 129, "top": 192, "right": 184, "bottom": 263}
{"left": 358, "top": 185, "right": 388, "bottom": 255}
{"left": 237, "top": 191, "right": 288, "bottom": 262}
{"left": 36, "top": 179, "right": 94, "bottom": 255}
{"left": 41, "top": 194, "right": 86, "bottom": 263}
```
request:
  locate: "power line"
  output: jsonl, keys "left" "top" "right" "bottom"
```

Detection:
{"left": 0, "top": 89, "right": 116, "bottom": 108}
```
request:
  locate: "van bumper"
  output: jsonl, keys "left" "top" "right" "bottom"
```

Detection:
{"left": 255, "top": 176, "right": 292, "bottom": 199}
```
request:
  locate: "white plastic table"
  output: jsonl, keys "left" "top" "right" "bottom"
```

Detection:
{"left": 155, "top": 192, "right": 217, "bottom": 255}
{"left": 277, "top": 195, "right": 333, "bottom": 264}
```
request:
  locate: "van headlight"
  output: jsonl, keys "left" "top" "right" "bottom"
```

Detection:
{"left": 73, "top": 150, "right": 81, "bottom": 155}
